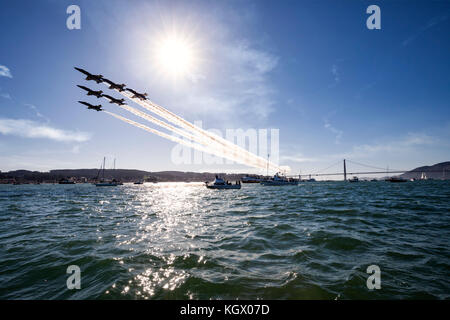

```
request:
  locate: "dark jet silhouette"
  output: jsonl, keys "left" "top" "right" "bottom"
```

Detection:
{"left": 102, "top": 94, "right": 126, "bottom": 105}
{"left": 77, "top": 85, "right": 103, "bottom": 98}
{"left": 78, "top": 101, "right": 103, "bottom": 111}
{"left": 125, "top": 88, "right": 148, "bottom": 101}
{"left": 74, "top": 67, "right": 103, "bottom": 83}
{"left": 103, "top": 78, "right": 126, "bottom": 92}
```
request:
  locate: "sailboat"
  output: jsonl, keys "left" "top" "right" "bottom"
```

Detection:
{"left": 95, "top": 157, "right": 119, "bottom": 187}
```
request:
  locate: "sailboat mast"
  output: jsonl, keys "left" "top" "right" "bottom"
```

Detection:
{"left": 103, "top": 157, "right": 106, "bottom": 180}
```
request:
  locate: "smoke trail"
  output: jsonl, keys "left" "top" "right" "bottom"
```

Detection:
{"left": 100, "top": 95, "right": 265, "bottom": 168}
{"left": 100, "top": 88, "right": 272, "bottom": 170}
{"left": 116, "top": 89, "right": 282, "bottom": 172}
{"left": 104, "top": 111, "right": 270, "bottom": 169}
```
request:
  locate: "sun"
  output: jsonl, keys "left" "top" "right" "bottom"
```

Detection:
{"left": 156, "top": 34, "right": 195, "bottom": 78}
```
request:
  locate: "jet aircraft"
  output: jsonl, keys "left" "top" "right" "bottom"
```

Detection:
{"left": 77, "top": 85, "right": 103, "bottom": 98}
{"left": 125, "top": 88, "right": 148, "bottom": 101}
{"left": 74, "top": 67, "right": 104, "bottom": 83}
{"left": 102, "top": 94, "right": 126, "bottom": 105}
{"left": 78, "top": 101, "right": 103, "bottom": 111}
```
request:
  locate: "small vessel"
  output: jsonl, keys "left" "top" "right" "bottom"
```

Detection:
{"left": 95, "top": 181, "right": 119, "bottom": 187}
{"left": 241, "top": 175, "right": 262, "bottom": 183}
{"left": 206, "top": 176, "right": 241, "bottom": 189}
{"left": 58, "top": 178, "right": 75, "bottom": 184}
{"left": 134, "top": 181, "right": 144, "bottom": 185}
{"left": 260, "top": 173, "right": 299, "bottom": 186}
{"left": 385, "top": 176, "right": 407, "bottom": 183}
{"left": 94, "top": 157, "right": 119, "bottom": 187}
{"left": 348, "top": 176, "right": 359, "bottom": 183}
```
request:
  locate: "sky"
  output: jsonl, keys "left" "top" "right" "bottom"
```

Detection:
{"left": 0, "top": 0, "right": 449, "bottom": 178}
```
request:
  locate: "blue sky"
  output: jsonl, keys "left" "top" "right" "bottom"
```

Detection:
{"left": 1, "top": 0, "right": 449, "bottom": 176}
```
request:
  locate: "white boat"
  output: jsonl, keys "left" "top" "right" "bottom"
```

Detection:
{"left": 206, "top": 176, "right": 241, "bottom": 189}
{"left": 260, "top": 173, "right": 299, "bottom": 186}
{"left": 348, "top": 176, "right": 359, "bottom": 182}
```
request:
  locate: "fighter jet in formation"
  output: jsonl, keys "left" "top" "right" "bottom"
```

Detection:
{"left": 102, "top": 94, "right": 126, "bottom": 105}
{"left": 77, "top": 85, "right": 103, "bottom": 98}
{"left": 103, "top": 78, "right": 126, "bottom": 92}
{"left": 74, "top": 67, "right": 104, "bottom": 83}
{"left": 78, "top": 101, "right": 103, "bottom": 111}
{"left": 125, "top": 88, "right": 148, "bottom": 101}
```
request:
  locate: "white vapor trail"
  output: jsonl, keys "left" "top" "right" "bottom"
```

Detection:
{"left": 114, "top": 89, "right": 282, "bottom": 172}
{"left": 104, "top": 111, "right": 270, "bottom": 168}
{"left": 100, "top": 95, "right": 266, "bottom": 169}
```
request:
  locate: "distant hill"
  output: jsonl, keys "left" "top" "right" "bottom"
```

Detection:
{"left": 0, "top": 168, "right": 249, "bottom": 183}
{"left": 400, "top": 161, "right": 450, "bottom": 180}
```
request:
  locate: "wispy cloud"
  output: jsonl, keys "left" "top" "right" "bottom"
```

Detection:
{"left": 280, "top": 153, "right": 319, "bottom": 163}
{"left": 24, "top": 103, "right": 50, "bottom": 123}
{"left": 0, "top": 65, "right": 12, "bottom": 78}
{"left": 0, "top": 118, "right": 91, "bottom": 142}
{"left": 324, "top": 119, "right": 343, "bottom": 144}
{"left": 331, "top": 64, "right": 340, "bottom": 83}
{"left": 0, "top": 92, "right": 11, "bottom": 100}
{"left": 183, "top": 41, "right": 279, "bottom": 122}
{"left": 336, "top": 132, "right": 439, "bottom": 160}
{"left": 402, "top": 14, "right": 448, "bottom": 46}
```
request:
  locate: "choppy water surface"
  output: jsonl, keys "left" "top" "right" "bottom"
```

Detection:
{"left": 0, "top": 181, "right": 449, "bottom": 299}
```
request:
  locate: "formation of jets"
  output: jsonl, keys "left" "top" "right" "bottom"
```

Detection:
{"left": 74, "top": 67, "right": 148, "bottom": 111}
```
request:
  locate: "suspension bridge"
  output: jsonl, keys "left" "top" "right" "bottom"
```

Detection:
{"left": 298, "top": 159, "right": 445, "bottom": 181}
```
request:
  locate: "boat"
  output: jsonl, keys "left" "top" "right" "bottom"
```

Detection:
{"left": 241, "top": 175, "right": 262, "bottom": 183}
{"left": 58, "top": 178, "right": 75, "bottom": 184}
{"left": 348, "top": 176, "right": 359, "bottom": 183}
{"left": 260, "top": 173, "right": 299, "bottom": 186}
{"left": 134, "top": 181, "right": 144, "bottom": 184}
{"left": 94, "top": 157, "right": 119, "bottom": 187}
{"left": 385, "top": 176, "right": 407, "bottom": 183}
{"left": 206, "top": 176, "right": 241, "bottom": 189}
{"left": 95, "top": 181, "right": 119, "bottom": 187}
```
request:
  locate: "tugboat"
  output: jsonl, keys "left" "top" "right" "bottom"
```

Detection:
{"left": 260, "top": 173, "right": 299, "bottom": 186}
{"left": 206, "top": 175, "right": 241, "bottom": 189}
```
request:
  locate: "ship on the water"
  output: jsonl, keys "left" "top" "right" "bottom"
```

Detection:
{"left": 385, "top": 176, "right": 408, "bottom": 183}
{"left": 58, "top": 178, "right": 75, "bottom": 184}
{"left": 206, "top": 175, "right": 241, "bottom": 189}
{"left": 94, "top": 157, "right": 120, "bottom": 187}
{"left": 260, "top": 173, "right": 299, "bottom": 186}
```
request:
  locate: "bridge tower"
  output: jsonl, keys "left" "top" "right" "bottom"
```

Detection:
{"left": 343, "top": 159, "right": 347, "bottom": 181}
